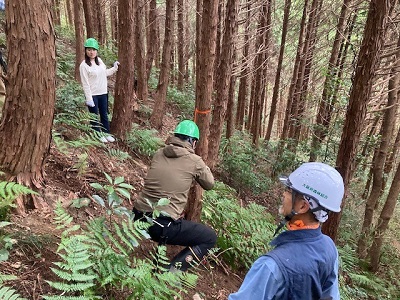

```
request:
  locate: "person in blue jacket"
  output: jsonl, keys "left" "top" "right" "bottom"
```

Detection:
{"left": 229, "top": 162, "right": 344, "bottom": 300}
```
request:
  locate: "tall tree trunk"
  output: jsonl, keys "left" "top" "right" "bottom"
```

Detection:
{"left": 169, "top": 32, "right": 176, "bottom": 86}
{"left": 65, "top": 0, "right": 73, "bottom": 27}
{"left": 177, "top": 0, "right": 185, "bottom": 90}
{"left": 280, "top": 0, "right": 309, "bottom": 141}
{"left": 0, "top": 0, "right": 56, "bottom": 213}
{"left": 235, "top": 2, "right": 251, "bottom": 130}
{"left": 357, "top": 35, "right": 400, "bottom": 258}
{"left": 265, "top": 0, "right": 291, "bottom": 141}
{"left": 96, "top": 0, "right": 107, "bottom": 45}
{"left": 184, "top": 7, "right": 190, "bottom": 84}
{"left": 111, "top": 0, "right": 137, "bottom": 138}
{"left": 186, "top": 0, "right": 218, "bottom": 222}
{"left": 213, "top": 0, "right": 223, "bottom": 92}
{"left": 383, "top": 124, "right": 400, "bottom": 187}
{"left": 288, "top": 0, "right": 322, "bottom": 147}
{"left": 235, "top": 1, "right": 251, "bottom": 131}
{"left": 110, "top": 1, "right": 118, "bottom": 43}
{"left": 369, "top": 160, "right": 400, "bottom": 271}
{"left": 208, "top": 0, "right": 238, "bottom": 170}
{"left": 322, "top": 0, "right": 395, "bottom": 242}
{"left": 82, "top": 0, "right": 95, "bottom": 38}
{"left": 135, "top": 0, "right": 148, "bottom": 103}
{"left": 146, "top": 0, "right": 157, "bottom": 81}
{"left": 360, "top": 115, "right": 381, "bottom": 200}
{"left": 250, "top": 1, "right": 271, "bottom": 146}
{"left": 53, "top": 0, "right": 61, "bottom": 26}
{"left": 73, "top": 0, "right": 84, "bottom": 81}
{"left": 149, "top": 0, "right": 175, "bottom": 129}
{"left": 226, "top": 73, "right": 236, "bottom": 139}
{"left": 309, "top": 0, "right": 351, "bottom": 160}
{"left": 359, "top": 113, "right": 381, "bottom": 173}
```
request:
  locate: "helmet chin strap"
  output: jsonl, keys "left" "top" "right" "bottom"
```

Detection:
{"left": 274, "top": 189, "right": 298, "bottom": 236}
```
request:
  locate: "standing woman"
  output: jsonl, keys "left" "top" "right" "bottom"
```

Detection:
{"left": 79, "top": 38, "right": 119, "bottom": 143}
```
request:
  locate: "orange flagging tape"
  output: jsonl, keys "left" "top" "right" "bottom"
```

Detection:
{"left": 194, "top": 108, "right": 211, "bottom": 122}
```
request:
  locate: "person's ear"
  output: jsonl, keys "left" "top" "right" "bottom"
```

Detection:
{"left": 296, "top": 198, "right": 310, "bottom": 214}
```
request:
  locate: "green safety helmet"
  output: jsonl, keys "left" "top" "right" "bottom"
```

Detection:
{"left": 84, "top": 38, "right": 99, "bottom": 50}
{"left": 174, "top": 120, "right": 200, "bottom": 140}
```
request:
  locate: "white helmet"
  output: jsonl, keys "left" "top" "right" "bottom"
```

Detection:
{"left": 279, "top": 162, "right": 344, "bottom": 212}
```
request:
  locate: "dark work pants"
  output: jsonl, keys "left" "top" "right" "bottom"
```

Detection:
{"left": 133, "top": 209, "right": 217, "bottom": 260}
{"left": 88, "top": 93, "right": 110, "bottom": 133}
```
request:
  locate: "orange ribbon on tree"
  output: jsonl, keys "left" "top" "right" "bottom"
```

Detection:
{"left": 194, "top": 108, "right": 211, "bottom": 122}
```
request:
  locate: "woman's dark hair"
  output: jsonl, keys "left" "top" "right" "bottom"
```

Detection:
{"left": 84, "top": 49, "right": 100, "bottom": 66}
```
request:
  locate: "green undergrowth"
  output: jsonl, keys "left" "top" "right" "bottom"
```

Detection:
{"left": 203, "top": 181, "right": 275, "bottom": 269}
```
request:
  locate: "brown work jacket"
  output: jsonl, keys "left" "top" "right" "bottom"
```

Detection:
{"left": 134, "top": 136, "right": 214, "bottom": 220}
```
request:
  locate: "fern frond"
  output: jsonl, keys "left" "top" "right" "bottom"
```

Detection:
{"left": 50, "top": 268, "right": 96, "bottom": 282}
{"left": 0, "top": 274, "right": 17, "bottom": 284}
{"left": 203, "top": 181, "right": 274, "bottom": 269}
{"left": 0, "top": 181, "right": 37, "bottom": 201}
{"left": 122, "top": 220, "right": 139, "bottom": 247}
{"left": 43, "top": 296, "right": 98, "bottom": 300}
{"left": 84, "top": 219, "right": 109, "bottom": 249}
{"left": 102, "top": 225, "right": 129, "bottom": 256}
{"left": 53, "top": 202, "right": 74, "bottom": 229}
{"left": 52, "top": 131, "right": 70, "bottom": 154}
{"left": 45, "top": 281, "right": 95, "bottom": 292}
{"left": 67, "top": 132, "right": 104, "bottom": 149}
{"left": 0, "top": 285, "right": 28, "bottom": 300}
{"left": 107, "top": 149, "right": 131, "bottom": 161}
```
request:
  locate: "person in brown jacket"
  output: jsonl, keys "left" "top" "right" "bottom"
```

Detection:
{"left": 133, "top": 120, "right": 216, "bottom": 271}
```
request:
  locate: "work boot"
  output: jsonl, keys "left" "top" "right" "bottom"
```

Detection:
{"left": 169, "top": 246, "right": 203, "bottom": 272}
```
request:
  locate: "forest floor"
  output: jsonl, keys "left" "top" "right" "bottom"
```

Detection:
{"left": 0, "top": 98, "right": 266, "bottom": 299}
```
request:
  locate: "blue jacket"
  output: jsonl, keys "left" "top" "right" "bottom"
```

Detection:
{"left": 229, "top": 227, "right": 339, "bottom": 300}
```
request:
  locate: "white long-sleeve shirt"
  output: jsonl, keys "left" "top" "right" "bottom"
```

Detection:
{"left": 79, "top": 57, "right": 117, "bottom": 102}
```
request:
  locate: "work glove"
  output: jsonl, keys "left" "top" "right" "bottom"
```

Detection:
{"left": 113, "top": 61, "right": 120, "bottom": 70}
{"left": 85, "top": 99, "right": 95, "bottom": 107}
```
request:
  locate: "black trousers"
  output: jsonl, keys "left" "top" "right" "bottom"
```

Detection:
{"left": 133, "top": 209, "right": 217, "bottom": 259}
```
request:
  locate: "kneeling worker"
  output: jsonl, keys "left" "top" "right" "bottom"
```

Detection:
{"left": 133, "top": 120, "right": 216, "bottom": 271}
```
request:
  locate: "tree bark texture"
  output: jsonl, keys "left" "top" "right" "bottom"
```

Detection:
{"left": 53, "top": 0, "right": 61, "bottom": 26}
{"left": 288, "top": 0, "right": 322, "bottom": 146}
{"left": 96, "top": 0, "right": 107, "bottom": 45}
{"left": 369, "top": 160, "right": 400, "bottom": 271}
{"left": 194, "top": 0, "right": 218, "bottom": 163}
{"left": 280, "top": 0, "right": 309, "bottom": 141}
{"left": 110, "top": 1, "right": 118, "bottom": 43}
{"left": 186, "top": 0, "right": 218, "bottom": 222}
{"left": 213, "top": 0, "right": 223, "bottom": 92}
{"left": 383, "top": 123, "right": 400, "bottom": 181}
{"left": 110, "top": 0, "right": 137, "bottom": 138}
{"left": 309, "top": 0, "right": 351, "bottom": 160}
{"left": 82, "top": 0, "right": 95, "bottom": 38}
{"left": 146, "top": 0, "right": 157, "bottom": 81}
{"left": 73, "top": 0, "right": 84, "bottom": 81}
{"left": 357, "top": 34, "right": 400, "bottom": 258}
{"left": 150, "top": 0, "right": 175, "bottom": 129}
{"left": 0, "top": 0, "right": 56, "bottom": 212}
{"left": 65, "top": 0, "right": 73, "bottom": 27}
{"left": 265, "top": 0, "right": 291, "bottom": 141}
{"left": 226, "top": 74, "right": 236, "bottom": 139}
{"left": 208, "top": 0, "right": 238, "bottom": 170}
{"left": 250, "top": 1, "right": 272, "bottom": 146}
{"left": 322, "top": 0, "right": 394, "bottom": 242}
{"left": 135, "top": 0, "right": 148, "bottom": 103}
{"left": 177, "top": 0, "right": 185, "bottom": 90}
{"left": 235, "top": 1, "right": 251, "bottom": 131}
